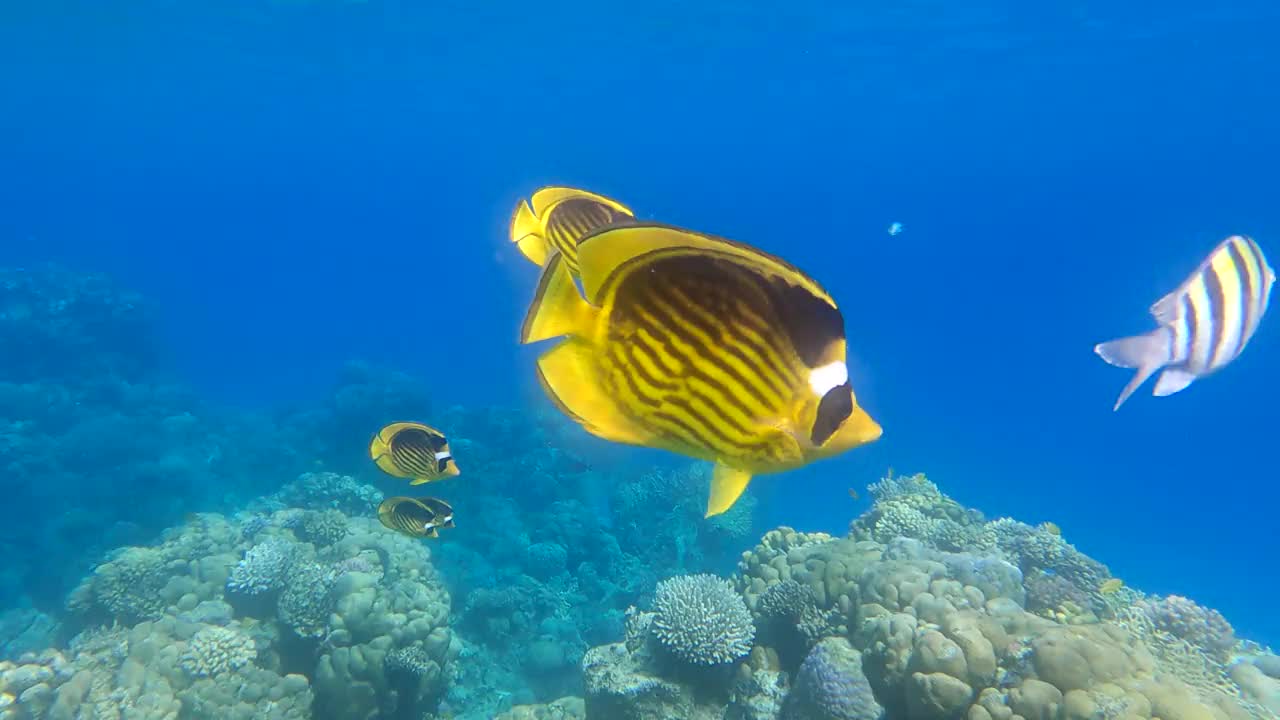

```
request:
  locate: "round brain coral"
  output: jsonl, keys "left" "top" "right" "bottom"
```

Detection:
{"left": 651, "top": 573, "right": 754, "bottom": 666}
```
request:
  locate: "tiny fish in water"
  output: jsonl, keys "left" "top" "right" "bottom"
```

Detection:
{"left": 519, "top": 221, "right": 883, "bottom": 518}
{"left": 848, "top": 488, "right": 859, "bottom": 501}
{"left": 510, "top": 186, "right": 636, "bottom": 277}
{"left": 1095, "top": 235, "right": 1275, "bottom": 410}
{"left": 377, "top": 496, "right": 455, "bottom": 539}
{"left": 887, "top": 222, "right": 903, "bottom": 236}
{"left": 1040, "top": 521, "right": 1061, "bottom": 536}
{"left": 1099, "top": 578, "right": 1124, "bottom": 594}
{"left": 370, "top": 422, "right": 461, "bottom": 485}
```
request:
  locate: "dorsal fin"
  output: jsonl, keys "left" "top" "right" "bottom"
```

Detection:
{"left": 574, "top": 222, "right": 836, "bottom": 309}
{"left": 530, "top": 186, "right": 632, "bottom": 217}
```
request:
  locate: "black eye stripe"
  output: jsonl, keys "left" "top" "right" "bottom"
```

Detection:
{"left": 811, "top": 381, "right": 853, "bottom": 446}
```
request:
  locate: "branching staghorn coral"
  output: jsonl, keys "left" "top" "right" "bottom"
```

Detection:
{"left": 651, "top": 573, "right": 754, "bottom": 666}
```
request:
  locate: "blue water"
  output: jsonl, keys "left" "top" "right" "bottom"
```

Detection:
{"left": 3, "top": 0, "right": 1279, "bottom": 646}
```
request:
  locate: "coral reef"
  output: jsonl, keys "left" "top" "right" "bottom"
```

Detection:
{"left": 1135, "top": 594, "right": 1238, "bottom": 660}
{"left": 569, "top": 471, "right": 1275, "bottom": 720}
{"left": 581, "top": 606, "right": 729, "bottom": 720}
{"left": 5, "top": 473, "right": 454, "bottom": 720}
{"left": 0, "top": 616, "right": 312, "bottom": 720}
{"left": 4, "top": 456, "right": 1273, "bottom": 720}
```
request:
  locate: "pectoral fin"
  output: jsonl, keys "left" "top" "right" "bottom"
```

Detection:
{"left": 706, "top": 463, "right": 753, "bottom": 518}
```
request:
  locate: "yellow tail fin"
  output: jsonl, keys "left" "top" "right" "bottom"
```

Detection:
{"left": 510, "top": 198, "right": 552, "bottom": 267}
{"left": 520, "top": 253, "right": 599, "bottom": 344}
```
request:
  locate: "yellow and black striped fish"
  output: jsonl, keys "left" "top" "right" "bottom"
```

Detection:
{"left": 369, "top": 422, "right": 461, "bottom": 485}
{"left": 510, "top": 186, "right": 635, "bottom": 276}
{"left": 519, "top": 221, "right": 883, "bottom": 517}
{"left": 377, "top": 496, "right": 455, "bottom": 539}
{"left": 1095, "top": 234, "right": 1275, "bottom": 410}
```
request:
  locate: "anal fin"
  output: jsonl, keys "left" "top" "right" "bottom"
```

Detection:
{"left": 536, "top": 338, "right": 649, "bottom": 447}
{"left": 706, "top": 463, "right": 753, "bottom": 518}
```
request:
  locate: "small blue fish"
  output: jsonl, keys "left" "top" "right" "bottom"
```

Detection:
{"left": 888, "top": 222, "right": 903, "bottom": 237}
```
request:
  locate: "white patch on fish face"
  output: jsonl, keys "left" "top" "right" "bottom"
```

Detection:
{"left": 808, "top": 361, "right": 849, "bottom": 396}
{"left": 434, "top": 451, "right": 451, "bottom": 461}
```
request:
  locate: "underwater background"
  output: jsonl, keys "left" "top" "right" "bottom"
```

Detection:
{"left": 2, "top": 1, "right": 1279, "bottom": 719}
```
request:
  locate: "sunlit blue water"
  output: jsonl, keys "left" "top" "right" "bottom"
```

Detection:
{"left": 2, "top": 0, "right": 1278, "bottom": 646}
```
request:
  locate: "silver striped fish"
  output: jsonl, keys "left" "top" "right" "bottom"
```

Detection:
{"left": 1095, "top": 234, "right": 1275, "bottom": 410}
